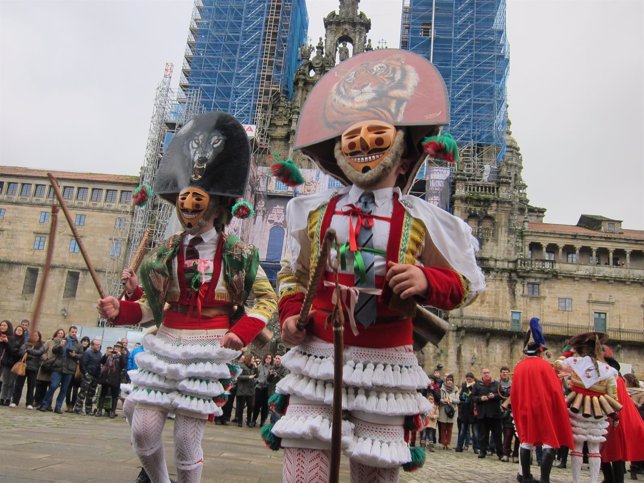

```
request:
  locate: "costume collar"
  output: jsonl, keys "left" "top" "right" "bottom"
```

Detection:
{"left": 346, "top": 184, "right": 401, "bottom": 208}
{"left": 186, "top": 227, "right": 217, "bottom": 245}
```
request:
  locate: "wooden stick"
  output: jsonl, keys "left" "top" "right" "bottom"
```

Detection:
{"left": 296, "top": 229, "right": 337, "bottom": 330}
{"left": 47, "top": 173, "right": 105, "bottom": 298}
{"left": 119, "top": 228, "right": 151, "bottom": 300}
{"left": 30, "top": 204, "right": 58, "bottom": 344}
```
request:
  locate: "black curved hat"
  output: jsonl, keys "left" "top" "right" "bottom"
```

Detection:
{"left": 153, "top": 111, "right": 251, "bottom": 204}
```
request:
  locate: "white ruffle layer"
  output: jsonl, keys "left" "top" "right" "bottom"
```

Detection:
{"left": 176, "top": 378, "right": 226, "bottom": 399}
{"left": 136, "top": 352, "right": 232, "bottom": 380}
{"left": 276, "top": 373, "right": 430, "bottom": 416}
{"left": 127, "top": 387, "right": 222, "bottom": 417}
{"left": 129, "top": 369, "right": 175, "bottom": 391}
{"left": 272, "top": 413, "right": 354, "bottom": 449}
{"left": 570, "top": 412, "right": 609, "bottom": 443}
{"left": 281, "top": 347, "right": 429, "bottom": 391}
{"left": 173, "top": 392, "right": 221, "bottom": 416}
{"left": 142, "top": 333, "right": 240, "bottom": 363}
{"left": 128, "top": 387, "right": 177, "bottom": 410}
{"left": 346, "top": 437, "right": 412, "bottom": 468}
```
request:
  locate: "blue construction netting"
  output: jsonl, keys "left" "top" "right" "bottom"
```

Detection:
{"left": 402, "top": 0, "right": 509, "bottom": 162}
{"left": 181, "top": 0, "right": 308, "bottom": 125}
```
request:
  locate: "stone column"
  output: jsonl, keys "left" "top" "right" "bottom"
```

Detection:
{"left": 575, "top": 246, "right": 580, "bottom": 264}
{"left": 609, "top": 249, "right": 614, "bottom": 266}
{"left": 557, "top": 245, "right": 563, "bottom": 262}
{"left": 625, "top": 250, "right": 631, "bottom": 268}
{"left": 591, "top": 247, "right": 596, "bottom": 264}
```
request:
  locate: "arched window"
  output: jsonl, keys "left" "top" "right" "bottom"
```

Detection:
{"left": 266, "top": 226, "right": 285, "bottom": 262}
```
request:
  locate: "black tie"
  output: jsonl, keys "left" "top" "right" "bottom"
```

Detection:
{"left": 185, "top": 236, "right": 202, "bottom": 261}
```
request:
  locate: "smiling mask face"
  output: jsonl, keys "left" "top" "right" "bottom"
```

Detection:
{"left": 176, "top": 187, "right": 211, "bottom": 232}
{"left": 336, "top": 121, "right": 406, "bottom": 189}
{"left": 340, "top": 120, "right": 397, "bottom": 173}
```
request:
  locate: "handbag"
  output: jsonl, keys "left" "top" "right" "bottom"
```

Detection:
{"left": 74, "top": 362, "right": 82, "bottom": 381}
{"left": 11, "top": 353, "right": 27, "bottom": 376}
{"left": 444, "top": 404, "right": 455, "bottom": 419}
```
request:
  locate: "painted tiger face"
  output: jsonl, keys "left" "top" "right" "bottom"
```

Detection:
{"left": 323, "top": 56, "right": 419, "bottom": 131}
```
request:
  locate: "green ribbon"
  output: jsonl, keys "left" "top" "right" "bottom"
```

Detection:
{"left": 338, "top": 242, "right": 386, "bottom": 284}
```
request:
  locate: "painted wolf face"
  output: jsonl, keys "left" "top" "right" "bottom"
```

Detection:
{"left": 188, "top": 129, "right": 224, "bottom": 181}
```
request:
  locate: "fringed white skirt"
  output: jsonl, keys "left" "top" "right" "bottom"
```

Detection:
{"left": 126, "top": 325, "right": 241, "bottom": 420}
{"left": 272, "top": 337, "right": 428, "bottom": 468}
{"left": 569, "top": 410, "right": 610, "bottom": 444}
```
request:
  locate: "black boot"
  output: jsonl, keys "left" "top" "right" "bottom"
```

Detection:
{"left": 134, "top": 467, "right": 151, "bottom": 483}
{"left": 557, "top": 447, "right": 569, "bottom": 468}
{"left": 614, "top": 461, "right": 626, "bottom": 483}
{"left": 602, "top": 462, "right": 616, "bottom": 483}
{"left": 520, "top": 447, "right": 535, "bottom": 483}
{"left": 540, "top": 448, "right": 555, "bottom": 483}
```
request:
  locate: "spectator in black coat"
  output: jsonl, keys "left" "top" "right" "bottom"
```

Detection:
{"left": 12, "top": 330, "right": 45, "bottom": 409}
{"left": 1, "top": 324, "right": 23, "bottom": 405}
{"left": 97, "top": 342, "right": 125, "bottom": 418}
{"left": 471, "top": 367, "right": 503, "bottom": 460}
{"left": 456, "top": 371, "right": 479, "bottom": 452}
{"left": 74, "top": 338, "right": 103, "bottom": 415}
{"left": 234, "top": 354, "right": 257, "bottom": 427}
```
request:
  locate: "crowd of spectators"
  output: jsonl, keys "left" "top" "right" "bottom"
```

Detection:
{"left": 0, "top": 319, "right": 136, "bottom": 418}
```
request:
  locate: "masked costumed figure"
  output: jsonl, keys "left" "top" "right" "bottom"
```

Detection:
{"left": 98, "top": 111, "right": 277, "bottom": 483}
{"left": 554, "top": 332, "right": 621, "bottom": 483}
{"left": 264, "top": 49, "right": 486, "bottom": 483}
{"left": 511, "top": 317, "right": 574, "bottom": 483}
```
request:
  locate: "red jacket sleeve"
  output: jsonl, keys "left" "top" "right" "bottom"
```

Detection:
{"left": 228, "top": 316, "right": 266, "bottom": 346}
{"left": 112, "top": 300, "right": 143, "bottom": 326}
{"left": 278, "top": 292, "right": 305, "bottom": 328}
{"left": 419, "top": 267, "right": 466, "bottom": 310}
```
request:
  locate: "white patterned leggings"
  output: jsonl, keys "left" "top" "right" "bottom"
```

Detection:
{"left": 130, "top": 406, "right": 206, "bottom": 483}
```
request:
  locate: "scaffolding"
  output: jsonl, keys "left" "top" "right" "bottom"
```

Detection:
{"left": 402, "top": 0, "right": 509, "bottom": 182}
{"left": 180, "top": 0, "right": 306, "bottom": 126}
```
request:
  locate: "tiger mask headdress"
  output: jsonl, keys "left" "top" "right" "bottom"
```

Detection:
{"left": 322, "top": 56, "right": 419, "bottom": 132}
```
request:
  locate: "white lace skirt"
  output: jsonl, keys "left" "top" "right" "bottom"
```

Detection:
{"left": 126, "top": 325, "right": 241, "bottom": 419}
{"left": 272, "top": 337, "right": 429, "bottom": 468}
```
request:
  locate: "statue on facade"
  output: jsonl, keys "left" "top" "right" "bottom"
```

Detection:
{"left": 365, "top": 38, "right": 373, "bottom": 51}
{"left": 338, "top": 41, "right": 350, "bottom": 62}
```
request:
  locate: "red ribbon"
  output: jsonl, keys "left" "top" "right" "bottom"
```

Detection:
{"left": 335, "top": 205, "right": 387, "bottom": 253}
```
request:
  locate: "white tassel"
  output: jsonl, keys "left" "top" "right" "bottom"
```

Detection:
{"left": 324, "top": 383, "right": 334, "bottom": 405}
{"left": 349, "top": 362, "right": 364, "bottom": 386}
{"left": 347, "top": 388, "right": 356, "bottom": 408}
{"left": 310, "top": 357, "right": 322, "bottom": 378}
{"left": 371, "top": 440, "right": 382, "bottom": 461}
{"left": 303, "top": 354, "right": 316, "bottom": 375}
{"left": 366, "top": 392, "right": 378, "bottom": 411}
{"left": 315, "top": 380, "right": 326, "bottom": 401}
{"left": 354, "top": 388, "right": 367, "bottom": 411}
{"left": 386, "top": 393, "right": 397, "bottom": 414}
{"left": 372, "top": 363, "right": 385, "bottom": 386}
{"left": 354, "top": 437, "right": 371, "bottom": 458}
{"left": 400, "top": 366, "right": 413, "bottom": 390}
{"left": 344, "top": 360, "right": 355, "bottom": 382}
{"left": 362, "top": 363, "right": 375, "bottom": 388}
{"left": 318, "top": 357, "right": 334, "bottom": 380}
{"left": 383, "top": 365, "right": 395, "bottom": 387}
{"left": 376, "top": 393, "right": 388, "bottom": 413}
{"left": 303, "top": 378, "right": 317, "bottom": 398}
{"left": 342, "top": 388, "right": 349, "bottom": 410}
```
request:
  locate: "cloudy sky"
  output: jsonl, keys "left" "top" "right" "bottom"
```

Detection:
{"left": 1, "top": 0, "right": 642, "bottom": 228}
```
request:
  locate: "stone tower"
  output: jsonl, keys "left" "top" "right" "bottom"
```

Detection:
{"left": 266, "top": 0, "right": 372, "bottom": 162}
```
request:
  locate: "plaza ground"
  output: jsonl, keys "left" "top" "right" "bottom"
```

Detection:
{"left": 0, "top": 407, "right": 586, "bottom": 482}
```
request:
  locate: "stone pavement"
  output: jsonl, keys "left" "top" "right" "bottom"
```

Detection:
{"left": 0, "top": 406, "right": 588, "bottom": 482}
